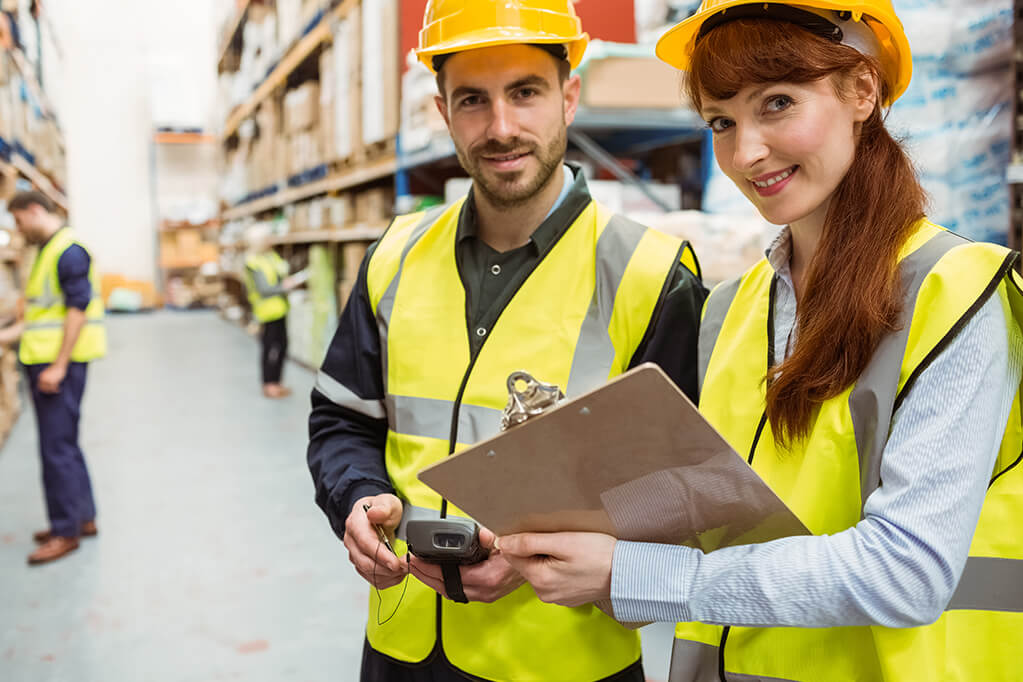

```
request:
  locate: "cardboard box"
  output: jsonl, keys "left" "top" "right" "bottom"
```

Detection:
{"left": 354, "top": 187, "right": 394, "bottom": 224}
{"left": 283, "top": 81, "right": 320, "bottom": 133}
{"left": 342, "top": 243, "right": 368, "bottom": 279}
{"left": 331, "top": 7, "right": 362, "bottom": 160}
{"left": 361, "top": 0, "right": 399, "bottom": 146}
{"left": 337, "top": 277, "right": 358, "bottom": 312}
{"left": 580, "top": 56, "right": 685, "bottom": 110}
{"left": 327, "top": 194, "right": 354, "bottom": 228}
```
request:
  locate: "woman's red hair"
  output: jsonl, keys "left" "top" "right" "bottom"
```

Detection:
{"left": 686, "top": 20, "right": 927, "bottom": 447}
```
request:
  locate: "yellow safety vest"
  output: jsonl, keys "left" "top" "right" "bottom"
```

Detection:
{"left": 20, "top": 227, "right": 107, "bottom": 365}
{"left": 671, "top": 220, "right": 1023, "bottom": 681}
{"left": 244, "top": 251, "right": 289, "bottom": 323}
{"left": 359, "top": 199, "right": 697, "bottom": 681}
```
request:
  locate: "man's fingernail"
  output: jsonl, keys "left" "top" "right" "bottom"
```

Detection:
{"left": 493, "top": 538, "right": 502, "bottom": 551}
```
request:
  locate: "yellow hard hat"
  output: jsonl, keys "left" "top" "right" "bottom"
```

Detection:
{"left": 416, "top": 0, "right": 590, "bottom": 74}
{"left": 655, "top": 0, "right": 912, "bottom": 104}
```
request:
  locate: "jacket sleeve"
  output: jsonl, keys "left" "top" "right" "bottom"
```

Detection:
{"left": 307, "top": 249, "right": 393, "bottom": 540}
{"left": 628, "top": 258, "right": 708, "bottom": 403}
{"left": 246, "top": 265, "right": 287, "bottom": 298}
{"left": 57, "top": 244, "right": 92, "bottom": 311}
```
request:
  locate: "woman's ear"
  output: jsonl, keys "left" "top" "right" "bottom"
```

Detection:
{"left": 850, "top": 67, "right": 879, "bottom": 122}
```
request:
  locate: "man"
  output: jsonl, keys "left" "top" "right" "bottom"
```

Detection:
{"left": 242, "top": 231, "right": 302, "bottom": 398}
{"left": 307, "top": 1, "right": 707, "bottom": 679}
{"left": 8, "top": 191, "right": 106, "bottom": 565}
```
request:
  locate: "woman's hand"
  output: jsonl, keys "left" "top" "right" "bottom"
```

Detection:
{"left": 497, "top": 532, "right": 617, "bottom": 607}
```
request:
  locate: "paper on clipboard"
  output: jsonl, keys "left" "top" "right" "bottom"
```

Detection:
{"left": 418, "top": 362, "right": 809, "bottom": 558}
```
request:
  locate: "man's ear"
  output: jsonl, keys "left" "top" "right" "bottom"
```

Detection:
{"left": 435, "top": 93, "right": 451, "bottom": 128}
{"left": 562, "top": 73, "right": 582, "bottom": 126}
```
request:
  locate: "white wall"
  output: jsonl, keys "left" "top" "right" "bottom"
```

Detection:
{"left": 43, "top": 0, "right": 217, "bottom": 283}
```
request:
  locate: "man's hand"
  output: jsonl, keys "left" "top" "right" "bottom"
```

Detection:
{"left": 409, "top": 527, "right": 525, "bottom": 603}
{"left": 344, "top": 494, "right": 408, "bottom": 589}
{"left": 497, "top": 532, "right": 617, "bottom": 608}
{"left": 37, "top": 362, "right": 68, "bottom": 394}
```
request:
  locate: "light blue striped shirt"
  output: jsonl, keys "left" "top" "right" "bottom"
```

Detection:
{"left": 611, "top": 228, "right": 1023, "bottom": 628}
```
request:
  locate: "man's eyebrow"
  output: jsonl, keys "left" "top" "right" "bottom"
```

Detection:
{"left": 506, "top": 75, "right": 549, "bottom": 93}
{"left": 450, "top": 85, "right": 487, "bottom": 101}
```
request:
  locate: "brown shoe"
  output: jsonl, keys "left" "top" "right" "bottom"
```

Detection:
{"left": 33, "top": 520, "right": 98, "bottom": 545}
{"left": 27, "top": 536, "right": 80, "bottom": 565}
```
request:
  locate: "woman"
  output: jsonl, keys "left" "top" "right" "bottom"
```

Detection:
{"left": 498, "top": 1, "right": 1023, "bottom": 679}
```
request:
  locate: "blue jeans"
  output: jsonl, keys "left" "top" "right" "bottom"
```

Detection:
{"left": 25, "top": 362, "right": 96, "bottom": 537}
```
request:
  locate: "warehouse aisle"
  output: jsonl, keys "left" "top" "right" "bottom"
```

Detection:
{"left": 0, "top": 312, "right": 674, "bottom": 682}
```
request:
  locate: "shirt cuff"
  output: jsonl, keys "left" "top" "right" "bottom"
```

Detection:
{"left": 610, "top": 540, "right": 699, "bottom": 624}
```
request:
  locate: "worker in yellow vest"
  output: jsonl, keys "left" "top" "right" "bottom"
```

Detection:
{"left": 498, "top": 1, "right": 1023, "bottom": 680}
{"left": 306, "top": 1, "right": 707, "bottom": 679}
{"left": 243, "top": 232, "right": 302, "bottom": 399}
{"left": 8, "top": 191, "right": 107, "bottom": 566}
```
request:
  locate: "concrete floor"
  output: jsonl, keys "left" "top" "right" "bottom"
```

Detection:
{"left": 0, "top": 311, "right": 675, "bottom": 682}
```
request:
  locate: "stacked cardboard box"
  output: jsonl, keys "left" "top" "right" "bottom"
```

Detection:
{"left": 361, "top": 0, "right": 399, "bottom": 148}
{"left": 283, "top": 82, "right": 323, "bottom": 176}
{"left": 0, "top": 347, "right": 20, "bottom": 445}
{"left": 354, "top": 187, "right": 394, "bottom": 225}
{"left": 323, "top": 5, "right": 362, "bottom": 163}
{"left": 159, "top": 226, "right": 221, "bottom": 268}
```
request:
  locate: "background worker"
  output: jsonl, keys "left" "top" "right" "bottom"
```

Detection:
{"left": 499, "top": 1, "right": 1023, "bottom": 680}
{"left": 8, "top": 190, "right": 107, "bottom": 566}
{"left": 243, "top": 232, "right": 303, "bottom": 399}
{"left": 307, "top": 1, "right": 707, "bottom": 680}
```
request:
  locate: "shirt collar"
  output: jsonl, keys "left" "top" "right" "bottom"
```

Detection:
{"left": 764, "top": 225, "right": 796, "bottom": 290}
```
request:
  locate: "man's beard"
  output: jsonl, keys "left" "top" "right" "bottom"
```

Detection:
{"left": 456, "top": 127, "right": 566, "bottom": 210}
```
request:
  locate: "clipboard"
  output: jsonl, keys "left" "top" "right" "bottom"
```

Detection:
{"left": 418, "top": 363, "right": 810, "bottom": 554}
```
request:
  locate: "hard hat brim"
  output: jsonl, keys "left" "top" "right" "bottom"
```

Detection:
{"left": 416, "top": 27, "right": 589, "bottom": 74}
{"left": 654, "top": 0, "right": 911, "bottom": 104}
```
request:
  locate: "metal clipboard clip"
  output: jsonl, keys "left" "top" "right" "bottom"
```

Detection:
{"left": 500, "top": 371, "right": 565, "bottom": 431}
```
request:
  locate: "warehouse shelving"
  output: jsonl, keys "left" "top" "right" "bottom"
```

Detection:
{"left": 222, "top": 154, "right": 397, "bottom": 220}
{"left": 266, "top": 222, "right": 388, "bottom": 246}
{"left": 217, "top": 0, "right": 253, "bottom": 70}
{"left": 5, "top": 156, "right": 67, "bottom": 209}
{"left": 221, "top": 0, "right": 353, "bottom": 141}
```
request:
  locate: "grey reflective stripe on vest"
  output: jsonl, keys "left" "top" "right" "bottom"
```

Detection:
{"left": 386, "top": 394, "right": 504, "bottom": 444}
{"left": 27, "top": 274, "right": 61, "bottom": 309}
{"left": 697, "top": 276, "right": 743, "bottom": 395}
{"left": 947, "top": 556, "right": 1023, "bottom": 612}
{"left": 669, "top": 638, "right": 721, "bottom": 682}
{"left": 375, "top": 206, "right": 447, "bottom": 394}
{"left": 314, "top": 370, "right": 386, "bottom": 420}
{"left": 848, "top": 229, "right": 965, "bottom": 505}
{"left": 24, "top": 319, "right": 104, "bottom": 331}
{"left": 395, "top": 502, "right": 474, "bottom": 541}
{"left": 565, "top": 213, "right": 650, "bottom": 398}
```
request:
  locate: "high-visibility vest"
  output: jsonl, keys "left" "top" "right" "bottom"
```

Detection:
{"left": 350, "top": 198, "right": 697, "bottom": 680}
{"left": 244, "top": 251, "right": 289, "bottom": 323}
{"left": 20, "top": 227, "right": 106, "bottom": 365}
{"left": 671, "top": 220, "right": 1023, "bottom": 681}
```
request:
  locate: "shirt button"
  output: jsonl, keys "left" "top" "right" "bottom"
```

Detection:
{"left": 490, "top": 264, "right": 502, "bottom": 276}
{"left": 476, "top": 327, "right": 487, "bottom": 337}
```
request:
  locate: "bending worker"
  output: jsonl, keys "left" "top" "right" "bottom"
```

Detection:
{"left": 499, "top": 1, "right": 1023, "bottom": 680}
{"left": 9, "top": 191, "right": 107, "bottom": 565}
{"left": 307, "top": 1, "right": 706, "bottom": 680}
{"left": 243, "top": 232, "right": 301, "bottom": 399}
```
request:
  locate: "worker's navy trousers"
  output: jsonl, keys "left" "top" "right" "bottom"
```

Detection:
{"left": 25, "top": 362, "right": 96, "bottom": 538}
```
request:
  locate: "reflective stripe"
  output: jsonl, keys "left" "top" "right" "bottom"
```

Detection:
{"left": 668, "top": 638, "right": 720, "bottom": 682}
{"left": 376, "top": 206, "right": 445, "bottom": 393}
{"left": 315, "top": 371, "right": 386, "bottom": 420}
{"left": 698, "top": 277, "right": 743, "bottom": 395}
{"left": 725, "top": 673, "right": 800, "bottom": 682}
{"left": 947, "top": 556, "right": 1023, "bottom": 612}
{"left": 24, "top": 319, "right": 104, "bottom": 331}
{"left": 386, "top": 394, "right": 503, "bottom": 444}
{"left": 848, "top": 230, "right": 964, "bottom": 504}
{"left": 396, "top": 502, "right": 474, "bottom": 541}
{"left": 565, "top": 213, "right": 647, "bottom": 397}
